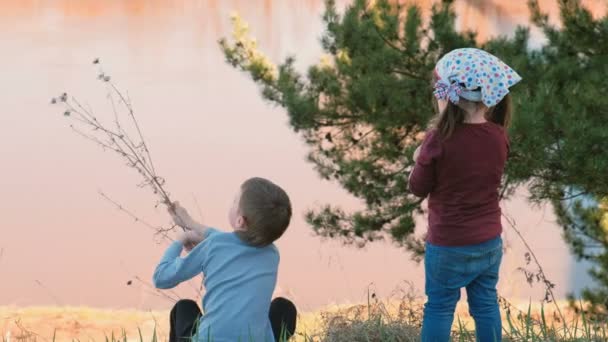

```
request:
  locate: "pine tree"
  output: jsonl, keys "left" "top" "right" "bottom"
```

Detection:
{"left": 220, "top": 0, "right": 482, "bottom": 256}
{"left": 220, "top": 0, "right": 608, "bottom": 312}
{"left": 524, "top": 0, "right": 608, "bottom": 316}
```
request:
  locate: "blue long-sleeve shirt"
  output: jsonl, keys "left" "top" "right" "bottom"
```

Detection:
{"left": 153, "top": 228, "right": 280, "bottom": 342}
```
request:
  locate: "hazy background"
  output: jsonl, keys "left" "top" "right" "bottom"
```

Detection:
{"left": 0, "top": 0, "right": 606, "bottom": 312}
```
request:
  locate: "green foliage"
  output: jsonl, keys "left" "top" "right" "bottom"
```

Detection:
{"left": 220, "top": 0, "right": 608, "bottom": 311}
{"left": 220, "top": 0, "right": 478, "bottom": 249}
{"left": 525, "top": 0, "right": 608, "bottom": 317}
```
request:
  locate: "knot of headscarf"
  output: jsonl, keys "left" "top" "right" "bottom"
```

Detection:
{"left": 433, "top": 78, "right": 463, "bottom": 104}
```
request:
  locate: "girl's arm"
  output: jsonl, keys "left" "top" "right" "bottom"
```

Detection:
{"left": 408, "top": 131, "right": 441, "bottom": 198}
{"left": 407, "top": 145, "right": 422, "bottom": 183}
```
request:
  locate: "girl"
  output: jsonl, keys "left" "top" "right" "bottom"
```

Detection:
{"left": 408, "top": 48, "right": 521, "bottom": 342}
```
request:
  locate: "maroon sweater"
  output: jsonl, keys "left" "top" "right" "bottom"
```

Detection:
{"left": 408, "top": 122, "right": 509, "bottom": 246}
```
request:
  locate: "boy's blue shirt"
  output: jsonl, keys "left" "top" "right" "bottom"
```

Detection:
{"left": 153, "top": 228, "right": 279, "bottom": 342}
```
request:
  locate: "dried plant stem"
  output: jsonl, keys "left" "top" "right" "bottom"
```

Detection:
{"left": 30, "top": 280, "right": 97, "bottom": 341}
{"left": 52, "top": 60, "right": 183, "bottom": 235}
{"left": 14, "top": 319, "right": 48, "bottom": 342}
{"left": 502, "top": 212, "right": 567, "bottom": 326}
{"left": 34, "top": 280, "right": 63, "bottom": 307}
{"left": 133, "top": 276, "right": 180, "bottom": 303}
{"left": 192, "top": 193, "right": 205, "bottom": 222}
{"left": 119, "top": 260, "right": 182, "bottom": 304}
{"left": 499, "top": 162, "right": 566, "bottom": 325}
{"left": 51, "top": 60, "right": 209, "bottom": 312}
{"left": 103, "top": 193, "right": 203, "bottom": 299}
{"left": 109, "top": 83, "right": 157, "bottom": 177}
{"left": 98, "top": 191, "right": 175, "bottom": 242}
{"left": 66, "top": 96, "right": 171, "bottom": 205}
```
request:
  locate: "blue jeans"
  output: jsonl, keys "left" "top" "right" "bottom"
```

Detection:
{"left": 421, "top": 236, "right": 503, "bottom": 342}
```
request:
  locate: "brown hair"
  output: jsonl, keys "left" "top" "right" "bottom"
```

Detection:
{"left": 431, "top": 74, "right": 512, "bottom": 140}
{"left": 235, "top": 177, "right": 292, "bottom": 247}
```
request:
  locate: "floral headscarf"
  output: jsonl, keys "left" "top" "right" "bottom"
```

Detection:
{"left": 433, "top": 48, "right": 522, "bottom": 107}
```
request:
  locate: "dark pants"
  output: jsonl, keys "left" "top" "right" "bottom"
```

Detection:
{"left": 169, "top": 297, "right": 297, "bottom": 342}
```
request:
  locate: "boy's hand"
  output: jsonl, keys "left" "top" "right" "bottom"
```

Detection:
{"left": 178, "top": 230, "right": 205, "bottom": 252}
{"left": 168, "top": 201, "right": 196, "bottom": 230}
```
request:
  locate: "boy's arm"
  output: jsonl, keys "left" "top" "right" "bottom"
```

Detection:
{"left": 169, "top": 202, "right": 209, "bottom": 234}
{"left": 152, "top": 236, "right": 209, "bottom": 289}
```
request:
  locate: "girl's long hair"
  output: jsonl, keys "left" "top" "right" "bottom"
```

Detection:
{"left": 430, "top": 75, "right": 512, "bottom": 140}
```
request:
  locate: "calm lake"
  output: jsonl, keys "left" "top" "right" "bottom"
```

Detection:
{"left": 0, "top": 0, "right": 605, "bottom": 311}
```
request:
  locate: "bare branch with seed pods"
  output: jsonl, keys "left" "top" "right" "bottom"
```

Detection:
{"left": 502, "top": 211, "right": 567, "bottom": 327}
{"left": 51, "top": 58, "right": 186, "bottom": 235}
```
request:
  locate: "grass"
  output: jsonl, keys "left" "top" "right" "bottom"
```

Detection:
{"left": 3, "top": 296, "right": 607, "bottom": 342}
{"left": 303, "top": 298, "right": 608, "bottom": 342}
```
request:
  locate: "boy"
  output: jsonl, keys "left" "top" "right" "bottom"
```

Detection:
{"left": 153, "top": 177, "right": 297, "bottom": 342}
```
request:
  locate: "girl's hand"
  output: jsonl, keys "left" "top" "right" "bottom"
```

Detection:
{"left": 178, "top": 230, "right": 205, "bottom": 252}
{"left": 413, "top": 145, "right": 422, "bottom": 162}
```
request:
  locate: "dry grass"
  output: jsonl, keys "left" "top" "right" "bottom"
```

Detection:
{"left": 1, "top": 295, "right": 605, "bottom": 342}
{"left": 0, "top": 306, "right": 168, "bottom": 342}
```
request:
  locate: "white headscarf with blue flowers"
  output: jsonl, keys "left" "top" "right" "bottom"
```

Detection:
{"left": 433, "top": 48, "right": 522, "bottom": 108}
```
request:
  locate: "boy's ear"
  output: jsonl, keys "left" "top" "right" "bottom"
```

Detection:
{"left": 235, "top": 215, "right": 247, "bottom": 230}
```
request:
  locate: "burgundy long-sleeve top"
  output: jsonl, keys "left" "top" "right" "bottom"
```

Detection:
{"left": 408, "top": 122, "right": 509, "bottom": 246}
